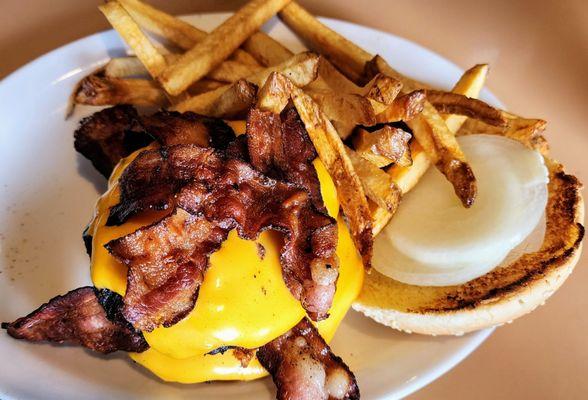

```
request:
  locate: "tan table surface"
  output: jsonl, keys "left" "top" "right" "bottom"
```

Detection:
{"left": 1, "top": 1, "right": 586, "bottom": 398}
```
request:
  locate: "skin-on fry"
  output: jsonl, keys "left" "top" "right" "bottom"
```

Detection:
{"left": 119, "top": 0, "right": 292, "bottom": 68}
{"left": 242, "top": 31, "right": 294, "bottom": 67}
{"left": 206, "top": 60, "right": 263, "bottom": 83}
{"left": 207, "top": 79, "right": 258, "bottom": 119}
{"left": 307, "top": 90, "right": 376, "bottom": 138}
{"left": 104, "top": 56, "right": 150, "bottom": 78}
{"left": 288, "top": 83, "right": 374, "bottom": 268}
{"left": 187, "top": 79, "right": 226, "bottom": 95}
{"left": 159, "top": 0, "right": 292, "bottom": 95}
{"left": 426, "top": 90, "right": 507, "bottom": 127}
{"left": 279, "top": 2, "right": 372, "bottom": 83}
{"left": 408, "top": 101, "right": 477, "bottom": 207}
{"left": 352, "top": 127, "right": 412, "bottom": 168}
{"left": 443, "top": 64, "right": 489, "bottom": 132}
{"left": 174, "top": 52, "right": 319, "bottom": 114}
{"left": 279, "top": 2, "right": 477, "bottom": 207}
{"left": 74, "top": 74, "right": 168, "bottom": 107}
{"left": 371, "top": 142, "right": 430, "bottom": 235}
{"left": 375, "top": 90, "right": 426, "bottom": 123}
{"left": 459, "top": 112, "right": 549, "bottom": 154}
{"left": 346, "top": 147, "right": 402, "bottom": 214}
{"left": 99, "top": 2, "right": 166, "bottom": 78}
{"left": 256, "top": 72, "right": 291, "bottom": 113}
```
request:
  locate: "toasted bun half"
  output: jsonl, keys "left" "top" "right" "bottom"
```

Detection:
{"left": 353, "top": 156, "right": 584, "bottom": 335}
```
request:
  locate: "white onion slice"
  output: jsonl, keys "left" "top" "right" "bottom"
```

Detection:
{"left": 374, "top": 134, "right": 548, "bottom": 286}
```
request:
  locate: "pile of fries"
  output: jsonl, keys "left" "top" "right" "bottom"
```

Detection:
{"left": 72, "top": 0, "right": 548, "bottom": 256}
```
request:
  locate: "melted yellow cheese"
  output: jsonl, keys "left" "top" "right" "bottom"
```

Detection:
{"left": 89, "top": 147, "right": 364, "bottom": 383}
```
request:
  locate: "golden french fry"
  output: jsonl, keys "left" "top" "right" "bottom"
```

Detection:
{"left": 287, "top": 80, "right": 374, "bottom": 268}
{"left": 229, "top": 49, "right": 263, "bottom": 67}
{"left": 278, "top": 2, "right": 477, "bottom": 207}
{"left": 279, "top": 2, "right": 371, "bottom": 82}
{"left": 427, "top": 90, "right": 507, "bottom": 127}
{"left": 352, "top": 127, "right": 412, "bottom": 168}
{"left": 372, "top": 56, "right": 477, "bottom": 207}
{"left": 208, "top": 79, "right": 258, "bottom": 119}
{"left": 120, "top": 0, "right": 291, "bottom": 68}
{"left": 174, "top": 52, "right": 319, "bottom": 114}
{"left": 160, "top": 0, "right": 292, "bottom": 95}
{"left": 307, "top": 90, "right": 376, "bottom": 138}
{"left": 74, "top": 74, "right": 168, "bottom": 106}
{"left": 242, "top": 31, "right": 294, "bottom": 66}
{"left": 99, "top": 2, "right": 166, "bottom": 78}
{"left": 256, "top": 72, "right": 291, "bottom": 113}
{"left": 187, "top": 79, "right": 226, "bottom": 95}
{"left": 375, "top": 90, "right": 426, "bottom": 123}
{"left": 206, "top": 60, "right": 263, "bottom": 83}
{"left": 118, "top": 0, "right": 206, "bottom": 49}
{"left": 346, "top": 147, "right": 402, "bottom": 214}
{"left": 459, "top": 112, "right": 548, "bottom": 154}
{"left": 362, "top": 73, "right": 403, "bottom": 106}
{"left": 443, "top": 64, "right": 489, "bottom": 132}
{"left": 371, "top": 142, "right": 430, "bottom": 235}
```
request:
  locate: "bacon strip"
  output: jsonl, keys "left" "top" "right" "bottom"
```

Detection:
{"left": 1, "top": 287, "right": 148, "bottom": 354}
{"left": 246, "top": 107, "right": 324, "bottom": 211}
{"left": 258, "top": 318, "right": 359, "bottom": 400}
{"left": 74, "top": 106, "right": 236, "bottom": 178}
{"left": 74, "top": 105, "right": 152, "bottom": 177}
{"left": 106, "top": 209, "right": 228, "bottom": 331}
{"left": 106, "top": 145, "right": 337, "bottom": 330}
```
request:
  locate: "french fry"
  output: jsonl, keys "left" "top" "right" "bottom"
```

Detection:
{"left": 74, "top": 74, "right": 168, "bottom": 106}
{"left": 443, "top": 64, "right": 488, "bottom": 132}
{"left": 346, "top": 147, "right": 402, "bottom": 214}
{"left": 307, "top": 90, "right": 376, "bottom": 138}
{"left": 119, "top": 0, "right": 292, "bottom": 68}
{"left": 427, "top": 90, "right": 507, "bottom": 127}
{"left": 352, "top": 127, "right": 412, "bottom": 168}
{"left": 371, "top": 142, "right": 431, "bottom": 235}
{"left": 362, "top": 73, "right": 403, "bottom": 107}
{"left": 99, "top": 2, "right": 166, "bottom": 78}
{"left": 207, "top": 79, "right": 258, "bottom": 119}
{"left": 206, "top": 60, "right": 263, "bottom": 83}
{"left": 375, "top": 90, "right": 426, "bottom": 123}
{"left": 279, "top": 2, "right": 371, "bottom": 83}
{"left": 459, "top": 112, "right": 548, "bottom": 154}
{"left": 372, "top": 65, "right": 491, "bottom": 233}
{"left": 242, "top": 31, "right": 294, "bottom": 66}
{"left": 104, "top": 56, "right": 149, "bottom": 78}
{"left": 159, "top": 0, "right": 292, "bottom": 95}
{"left": 279, "top": 2, "right": 477, "bottom": 207}
{"left": 256, "top": 72, "right": 291, "bottom": 113}
{"left": 174, "top": 52, "right": 319, "bottom": 114}
{"left": 187, "top": 79, "right": 226, "bottom": 95}
{"left": 229, "top": 49, "right": 263, "bottom": 67}
{"left": 370, "top": 57, "right": 478, "bottom": 207}
{"left": 286, "top": 80, "right": 373, "bottom": 268}
{"left": 118, "top": 0, "right": 206, "bottom": 49}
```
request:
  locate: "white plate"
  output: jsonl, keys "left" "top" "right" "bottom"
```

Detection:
{"left": 0, "top": 13, "right": 499, "bottom": 400}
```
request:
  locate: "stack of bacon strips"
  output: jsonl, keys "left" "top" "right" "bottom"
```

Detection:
{"left": 3, "top": 0, "right": 553, "bottom": 399}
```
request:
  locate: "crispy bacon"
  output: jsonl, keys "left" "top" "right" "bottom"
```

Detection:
{"left": 141, "top": 110, "right": 236, "bottom": 149}
{"left": 1, "top": 287, "right": 148, "bottom": 354}
{"left": 258, "top": 318, "right": 359, "bottom": 400}
{"left": 74, "top": 105, "right": 152, "bottom": 177}
{"left": 106, "top": 145, "right": 337, "bottom": 330}
{"left": 247, "top": 107, "right": 325, "bottom": 211}
{"left": 74, "top": 106, "right": 236, "bottom": 178}
{"left": 106, "top": 209, "right": 228, "bottom": 331}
